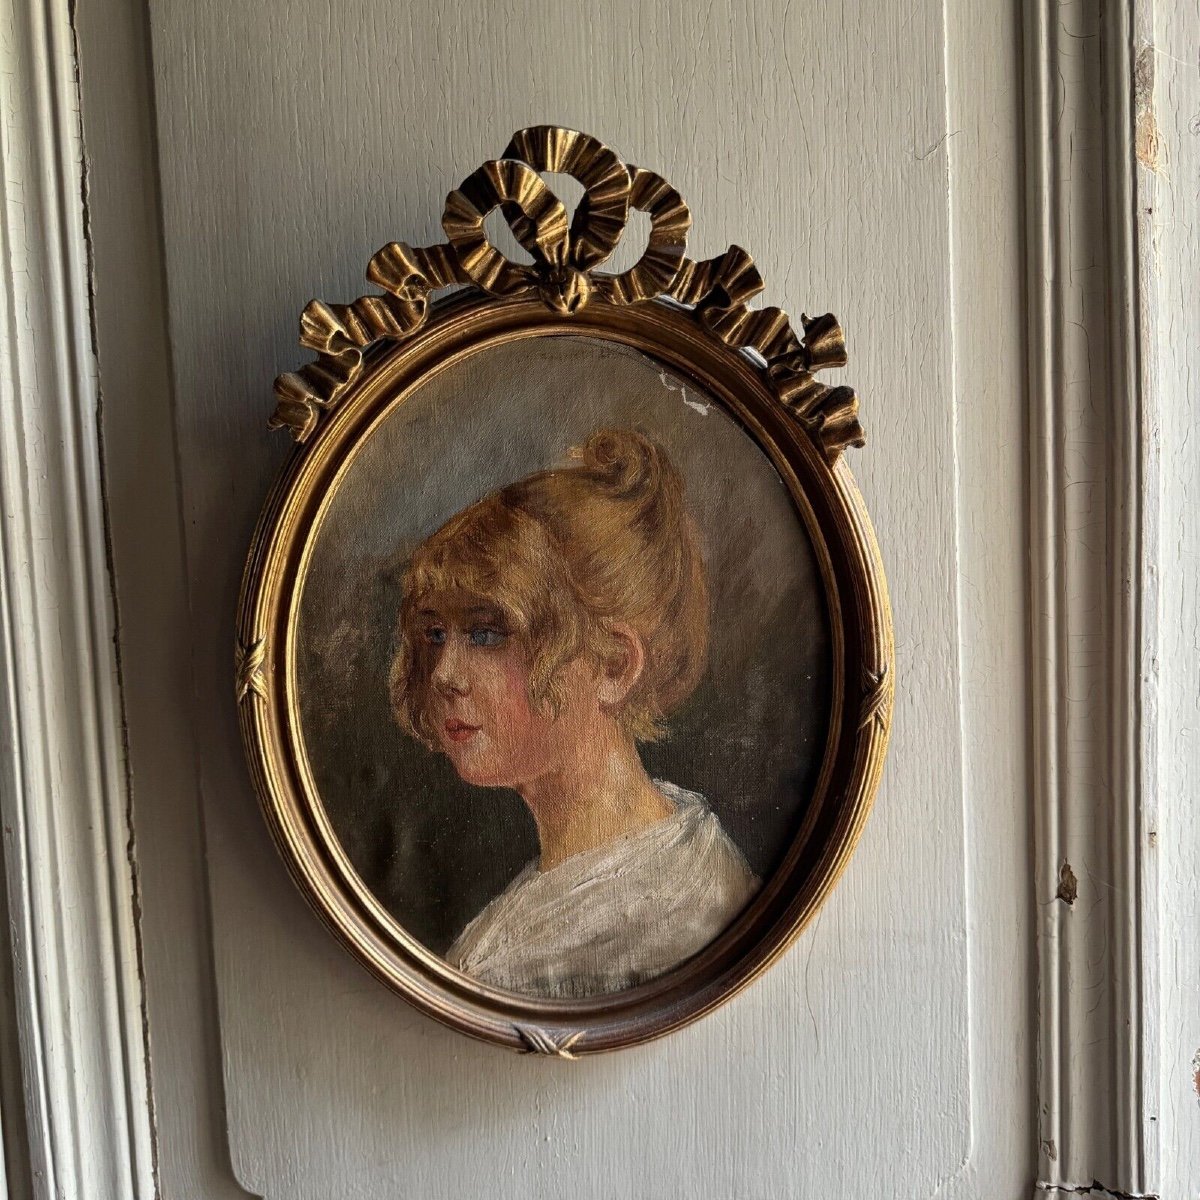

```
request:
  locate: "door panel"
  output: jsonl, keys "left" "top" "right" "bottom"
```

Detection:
{"left": 81, "top": 0, "right": 1034, "bottom": 1195}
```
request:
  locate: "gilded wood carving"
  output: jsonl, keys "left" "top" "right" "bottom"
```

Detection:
{"left": 269, "top": 125, "right": 862, "bottom": 464}
{"left": 238, "top": 126, "right": 892, "bottom": 1054}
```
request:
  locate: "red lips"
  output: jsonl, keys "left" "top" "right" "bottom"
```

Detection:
{"left": 443, "top": 718, "right": 481, "bottom": 744}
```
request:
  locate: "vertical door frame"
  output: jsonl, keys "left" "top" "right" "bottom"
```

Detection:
{"left": 1024, "top": 2, "right": 1161, "bottom": 1197}
{"left": 0, "top": 0, "right": 157, "bottom": 1196}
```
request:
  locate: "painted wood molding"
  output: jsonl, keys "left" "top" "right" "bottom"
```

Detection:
{"left": 1024, "top": 2, "right": 1160, "bottom": 1197}
{"left": 0, "top": 0, "right": 157, "bottom": 1196}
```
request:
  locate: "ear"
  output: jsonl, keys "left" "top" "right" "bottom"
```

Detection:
{"left": 596, "top": 622, "right": 646, "bottom": 709}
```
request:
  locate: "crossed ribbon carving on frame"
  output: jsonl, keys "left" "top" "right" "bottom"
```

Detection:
{"left": 271, "top": 125, "right": 863, "bottom": 464}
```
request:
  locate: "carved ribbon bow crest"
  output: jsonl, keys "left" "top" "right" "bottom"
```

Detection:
{"left": 271, "top": 125, "right": 864, "bottom": 464}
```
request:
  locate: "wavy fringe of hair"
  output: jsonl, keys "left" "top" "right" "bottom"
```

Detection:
{"left": 390, "top": 428, "right": 709, "bottom": 747}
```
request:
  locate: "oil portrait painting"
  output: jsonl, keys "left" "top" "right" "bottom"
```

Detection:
{"left": 294, "top": 336, "right": 832, "bottom": 1000}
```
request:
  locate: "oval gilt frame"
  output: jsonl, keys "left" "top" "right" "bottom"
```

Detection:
{"left": 236, "top": 126, "right": 893, "bottom": 1055}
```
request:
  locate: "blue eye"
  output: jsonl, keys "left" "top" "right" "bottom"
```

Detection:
{"left": 423, "top": 626, "right": 447, "bottom": 646}
{"left": 468, "top": 627, "right": 506, "bottom": 648}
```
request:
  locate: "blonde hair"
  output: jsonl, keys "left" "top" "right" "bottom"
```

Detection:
{"left": 389, "top": 428, "right": 709, "bottom": 746}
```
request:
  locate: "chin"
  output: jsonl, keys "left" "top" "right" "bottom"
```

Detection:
{"left": 443, "top": 749, "right": 513, "bottom": 789}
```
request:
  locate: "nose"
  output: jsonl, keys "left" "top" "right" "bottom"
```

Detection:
{"left": 431, "top": 635, "right": 470, "bottom": 697}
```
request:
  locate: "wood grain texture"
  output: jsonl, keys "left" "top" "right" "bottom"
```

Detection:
{"left": 943, "top": 0, "right": 1034, "bottom": 1191}
{"left": 119, "top": 0, "right": 1029, "bottom": 1195}
{"left": 71, "top": 0, "right": 265, "bottom": 1194}
{"left": 1146, "top": 1, "right": 1200, "bottom": 1195}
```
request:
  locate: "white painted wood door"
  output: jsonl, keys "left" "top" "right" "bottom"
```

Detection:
{"left": 1, "top": 0, "right": 1192, "bottom": 1197}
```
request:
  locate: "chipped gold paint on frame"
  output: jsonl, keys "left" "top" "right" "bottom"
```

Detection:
{"left": 237, "top": 126, "right": 892, "bottom": 1054}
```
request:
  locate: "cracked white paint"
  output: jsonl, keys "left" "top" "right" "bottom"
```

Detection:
{"left": 1150, "top": 1, "right": 1200, "bottom": 1196}
{"left": 659, "top": 369, "right": 709, "bottom": 416}
{"left": 1134, "top": 44, "right": 1164, "bottom": 176}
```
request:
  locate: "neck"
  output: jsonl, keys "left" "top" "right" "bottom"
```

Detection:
{"left": 516, "top": 728, "right": 673, "bottom": 872}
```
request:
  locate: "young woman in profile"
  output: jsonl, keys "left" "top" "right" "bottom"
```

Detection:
{"left": 389, "top": 428, "right": 758, "bottom": 998}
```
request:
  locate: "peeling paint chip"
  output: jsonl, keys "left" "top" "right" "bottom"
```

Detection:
{"left": 1135, "top": 45, "right": 1162, "bottom": 174}
{"left": 1193, "top": 1048, "right": 1200, "bottom": 1107}
{"left": 1055, "top": 861, "right": 1078, "bottom": 907}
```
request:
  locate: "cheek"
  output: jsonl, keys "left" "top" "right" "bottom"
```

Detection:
{"left": 492, "top": 658, "right": 538, "bottom": 732}
{"left": 465, "top": 650, "right": 539, "bottom": 738}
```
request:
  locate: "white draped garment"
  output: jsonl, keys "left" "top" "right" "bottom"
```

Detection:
{"left": 447, "top": 781, "right": 760, "bottom": 998}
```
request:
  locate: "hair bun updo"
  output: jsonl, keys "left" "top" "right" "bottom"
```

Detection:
{"left": 569, "top": 427, "right": 690, "bottom": 533}
{"left": 573, "top": 428, "right": 670, "bottom": 494}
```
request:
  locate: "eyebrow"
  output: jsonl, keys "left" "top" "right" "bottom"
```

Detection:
{"left": 414, "top": 604, "right": 506, "bottom": 623}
